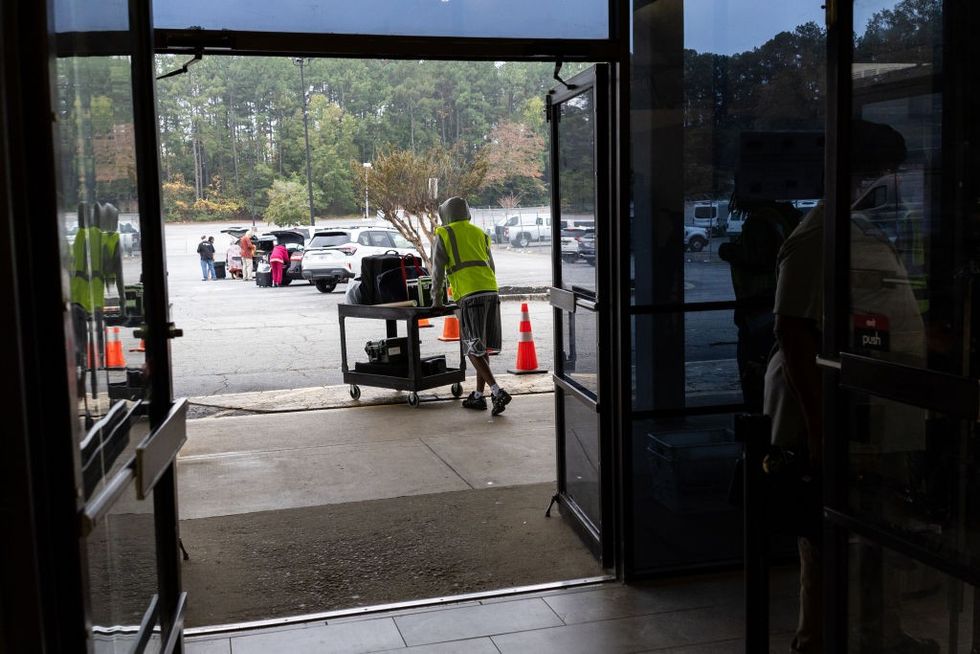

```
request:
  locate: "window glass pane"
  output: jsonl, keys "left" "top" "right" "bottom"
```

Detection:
{"left": 391, "top": 233, "right": 413, "bottom": 249}
{"left": 560, "top": 308, "right": 598, "bottom": 396}
{"left": 845, "top": 394, "right": 980, "bottom": 571}
{"left": 847, "top": 540, "right": 973, "bottom": 653}
{"left": 558, "top": 88, "right": 597, "bottom": 295}
{"left": 632, "top": 311, "right": 741, "bottom": 413}
{"left": 152, "top": 0, "right": 608, "bottom": 39}
{"left": 849, "top": 0, "right": 963, "bottom": 377}
{"left": 630, "top": 0, "right": 826, "bottom": 574}
{"left": 560, "top": 390, "right": 601, "bottom": 532}
{"left": 309, "top": 233, "right": 351, "bottom": 247}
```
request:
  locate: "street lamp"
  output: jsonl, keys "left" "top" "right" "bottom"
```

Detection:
{"left": 293, "top": 57, "right": 316, "bottom": 227}
{"left": 362, "top": 162, "right": 372, "bottom": 221}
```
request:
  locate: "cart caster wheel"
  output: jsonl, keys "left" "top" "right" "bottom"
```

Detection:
{"left": 451, "top": 383, "right": 463, "bottom": 398}
{"left": 349, "top": 385, "right": 361, "bottom": 400}
{"left": 407, "top": 392, "right": 420, "bottom": 408}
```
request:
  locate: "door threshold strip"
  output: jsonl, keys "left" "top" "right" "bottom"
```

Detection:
{"left": 185, "top": 575, "right": 615, "bottom": 636}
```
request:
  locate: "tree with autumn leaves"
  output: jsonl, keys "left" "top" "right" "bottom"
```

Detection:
{"left": 352, "top": 146, "right": 488, "bottom": 269}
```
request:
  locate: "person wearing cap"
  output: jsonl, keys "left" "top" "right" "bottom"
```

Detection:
{"left": 431, "top": 196, "right": 512, "bottom": 416}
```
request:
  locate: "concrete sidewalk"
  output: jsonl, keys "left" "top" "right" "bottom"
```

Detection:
{"left": 187, "top": 372, "right": 553, "bottom": 417}
{"left": 173, "top": 393, "right": 556, "bottom": 520}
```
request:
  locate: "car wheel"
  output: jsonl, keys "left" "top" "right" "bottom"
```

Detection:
{"left": 689, "top": 236, "right": 707, "bottom": 252}
{"left": 562, "top": 253, "right": 578, "bottom": 263}
{"left": 516, "top": 233, "right": 531, "bottom": 248}
{"left": 279, "top": 276, "right": 293, "bottom": 286}
{"left": 315, "top": 279, "right": 337, "bottom": 293}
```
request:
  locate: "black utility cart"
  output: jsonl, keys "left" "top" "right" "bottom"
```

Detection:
{"left": 339, "top": 303, "right": 466, "bottom": 407}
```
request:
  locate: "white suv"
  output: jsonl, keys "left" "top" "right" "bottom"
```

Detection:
{"left": 301, "top": 226, "right": 421, "bottom": 293}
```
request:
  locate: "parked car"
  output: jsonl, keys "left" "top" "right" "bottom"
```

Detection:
{"left": 560, "top": 228, "right": 596, "bottom": 264}
{"left": 302, "top": 226, "right": 421, "bottom": 293}
{"left": 684, "top": 225, "right": 709, "bottom": 252}
{"left": 500, "top": 214, "right": 551, "bottom": 248}
{"left": 691, "top": 201, "right": 723, "bottom": 231}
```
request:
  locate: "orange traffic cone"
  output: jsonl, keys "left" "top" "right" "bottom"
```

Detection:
{"left": 129, "top": 338, "right": 146, "bottom": 352}
{"left": 418, "top": 317, "right": 433, "bottom": 329}
{"left": 105, "top": 327, "right": 127, "bottom": 369}
{"left": 508, "top": 303, "right": 546, "bottom": 374}
{"left": 438, "top": 315, "right": 460, "bottom": 342}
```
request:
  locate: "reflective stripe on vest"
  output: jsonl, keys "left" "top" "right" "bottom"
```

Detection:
{"left": 437, "top": 222, "right": 497, "bottom": 300}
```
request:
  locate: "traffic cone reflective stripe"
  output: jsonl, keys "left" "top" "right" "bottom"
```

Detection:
{"left": 105, "top": 326, "right": 127, "bottom": 369}
{"left": 418, "top": 317, "right": 433, "bottom": 329}
{"left": 438, "top": 315, "right": 460, "bottom": 341}
{"left": 129, "top": 338, "right": 146, "bottom": 352}
{"left": 508, "top": 303, "right": 546, "bottom": 375}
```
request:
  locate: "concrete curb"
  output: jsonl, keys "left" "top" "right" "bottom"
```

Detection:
{"left": 188, "top": 372, "right": 554, "bottom": 418}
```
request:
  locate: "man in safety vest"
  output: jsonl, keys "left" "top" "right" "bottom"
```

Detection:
{"left": 431, "top": 197, "right": 512, "bottom": 416}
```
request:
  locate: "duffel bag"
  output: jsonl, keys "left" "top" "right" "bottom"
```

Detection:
{"left": 375, "top": 254, "right": 428, "bottom": 304}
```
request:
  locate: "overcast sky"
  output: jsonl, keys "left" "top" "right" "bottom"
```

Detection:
{"left": 683, "top": 0, "right": 899, "bottom": 55}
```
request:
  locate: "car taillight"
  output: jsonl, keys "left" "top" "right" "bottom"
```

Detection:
{"left": 338, "top": 245, "right": 357, "bottom": 256}
{"left": 291, "top": 252, "right": 303, "bottom": 261}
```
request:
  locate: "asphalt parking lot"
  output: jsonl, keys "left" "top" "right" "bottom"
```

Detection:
{"left": 119, "top": 220, "right": 742, "bottom": 398}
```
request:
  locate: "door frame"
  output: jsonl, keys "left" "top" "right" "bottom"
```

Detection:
{"left": 547, "top": 64, "right": 619, "bottom": 568}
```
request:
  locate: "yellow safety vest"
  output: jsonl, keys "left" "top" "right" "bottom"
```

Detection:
{"left": 436, "top": 221, "right": 497, "bottom": 300}
{"left": 70, "top": 226, "right": 105, "bottom": 314}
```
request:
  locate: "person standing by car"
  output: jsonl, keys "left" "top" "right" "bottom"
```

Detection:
{"left": 239, "top": 230, "right": 256, "bottom": 281}
{"left": 269, "top": 242, "right": 289, "bottom": 287}
{"left": 431, "top": 197, "right": 511, "bottom": 416}
{"left": 226, "top": 240, "right": 242, "bottom": 279}
{"left": 197, "top": 235, "right": 216, "bottom": 281}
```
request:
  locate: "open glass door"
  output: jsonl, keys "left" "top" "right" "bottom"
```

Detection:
{"left": 49, "top": 0, "right": 187, "bottom": 650}
{"left": 547, "top": 65, "right": 614, "bottom": 566}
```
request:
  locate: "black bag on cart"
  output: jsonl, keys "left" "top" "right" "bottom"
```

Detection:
{"left": 360, "top": 251, "right": 428, "bottom": 304}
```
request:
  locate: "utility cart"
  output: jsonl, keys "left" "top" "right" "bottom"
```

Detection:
{"left": 338, "top": 303, "right": 466, "bottom": 407}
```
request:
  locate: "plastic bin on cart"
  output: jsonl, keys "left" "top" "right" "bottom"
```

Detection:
{"left": 645, "top": 429, "right": 741, "bottom": 514}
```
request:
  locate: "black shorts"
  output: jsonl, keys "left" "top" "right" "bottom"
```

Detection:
{"left": 458, "top": 293, "right": 502, "bottom": 357}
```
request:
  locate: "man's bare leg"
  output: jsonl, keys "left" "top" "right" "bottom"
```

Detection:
{"left": 468, "top": 353, "right": 496, "bottom": 394}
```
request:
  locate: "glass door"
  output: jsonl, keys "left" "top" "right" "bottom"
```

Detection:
{"left": 823, "top": 1, "right": 980, "bottom": 649}
{"left": 49, "top": 0, "right": 188, "bottom": 650}
{"left": 547, "top": 65, "right": 614, "bottom": 565}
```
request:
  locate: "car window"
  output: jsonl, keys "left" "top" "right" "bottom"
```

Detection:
{"left": 390, "top": 233, "right": 413, "bottom": 249}
{"left": 357, "top": 232, "right": 373, "bottom": 246}
{"left": 368, "top": 231, "right": 391, "bottom": 247}
{"left": 855, "top": 185, "right": 888, "bottom": 210}
{"left": 506, "top": 216, "right": 519, "bottom": 226}
{"left": 694, "top": 206, "right": 716, "bottom": 219}
{"left": 309, "top": 233, "right": 351, "bottom": 248}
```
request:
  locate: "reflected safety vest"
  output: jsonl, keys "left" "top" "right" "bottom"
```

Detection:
{"left": 70, "top": 226, "right": 105, "bottom": 314}
{"left": 436, "top": 221, "right": 497, "bottom": 300}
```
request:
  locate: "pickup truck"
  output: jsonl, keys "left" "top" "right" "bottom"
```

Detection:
{"left": 500, "top": 214, "right": 551, "bottom": 247}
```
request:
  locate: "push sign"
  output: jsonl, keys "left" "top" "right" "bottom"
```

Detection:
{"left": 853, "top": 313, "right": 890, "bottom": 352}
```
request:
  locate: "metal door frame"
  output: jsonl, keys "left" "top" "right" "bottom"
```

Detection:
{"left": 547, "top": 64, "right": 618, "bottom": 568}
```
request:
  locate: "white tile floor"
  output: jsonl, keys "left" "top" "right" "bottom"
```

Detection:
{"left": 184, "top": 573, "right": 800, "bottom": 654}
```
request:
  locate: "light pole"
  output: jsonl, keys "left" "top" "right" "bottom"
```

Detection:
{"left": 362, "top": 162, "right": 372, "bottom": 220}
{"left": 293, "top": 57, "right": 316, "bottom": 227}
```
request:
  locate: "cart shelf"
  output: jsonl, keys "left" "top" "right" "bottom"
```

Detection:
{"left": 338, "top": 303, "right": 466, "bottom": 407}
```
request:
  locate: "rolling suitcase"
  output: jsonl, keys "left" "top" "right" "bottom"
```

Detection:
{"left": 255, "top": 270, "right": 272, "bottom": 287}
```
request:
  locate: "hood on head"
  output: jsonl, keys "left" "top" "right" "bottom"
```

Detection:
{"left": 439, "top": 197, "right": 471, "bottom": 223}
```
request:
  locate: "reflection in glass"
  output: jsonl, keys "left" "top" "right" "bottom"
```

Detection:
{"left": 562, "top": 390, "right": 601, "bottom": 532}
{"left": 558, "top": 89, "right": 596, "bottom": 295}
{"left": 55, "top": 8, "right": 159, "bottom": 635}
{"left": 848, "top": 540, "right": 972, "bottom": 652}
{"left": 561, "top": 309, "right": 598, "bottom": 396}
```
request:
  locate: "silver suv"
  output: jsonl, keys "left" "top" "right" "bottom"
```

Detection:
{"left": 301, "top": 225, "right": 421, "bottom": 293}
